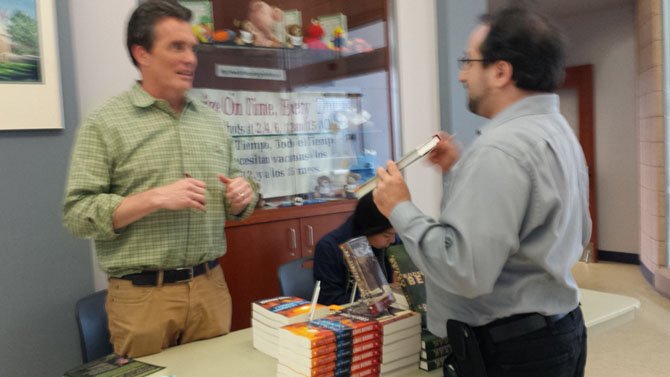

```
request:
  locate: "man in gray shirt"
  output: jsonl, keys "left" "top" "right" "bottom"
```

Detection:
{"left": 374, "top": 6, "right": 590, "bottom": 377}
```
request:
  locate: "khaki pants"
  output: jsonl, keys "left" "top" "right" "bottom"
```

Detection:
{"left": 106, "top": 265, "right": 232, "bottom": 358}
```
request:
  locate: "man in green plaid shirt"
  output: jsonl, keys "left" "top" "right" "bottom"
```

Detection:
{"left": 63, "top": 0, "right": 257, "bottom": 358}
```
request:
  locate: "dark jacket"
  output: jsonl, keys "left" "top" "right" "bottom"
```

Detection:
{"left": 313, "top": 216, "right": 394, "bottom": 305}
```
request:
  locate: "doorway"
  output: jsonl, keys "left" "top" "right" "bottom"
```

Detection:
{"left": 558, "top": 64, "right": 598, "bottom": 261}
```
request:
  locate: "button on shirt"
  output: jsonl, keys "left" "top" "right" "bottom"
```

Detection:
{"left": 64, "top": 84, "right": 256, "bottom": 277}
{"left": 390, "top": 94, "right": 591, "bottom": 337}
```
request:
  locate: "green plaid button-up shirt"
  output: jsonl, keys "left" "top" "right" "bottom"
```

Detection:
{"left": 64, "top": 84, "right": 256, "bottom": 277}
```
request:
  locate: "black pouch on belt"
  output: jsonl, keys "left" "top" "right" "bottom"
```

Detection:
{"left": 444, "top": 319, "right": 488, "bottom": 377}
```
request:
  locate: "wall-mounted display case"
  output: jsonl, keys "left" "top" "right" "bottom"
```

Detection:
{"left": 191, "top": 0, "right": 398, "bottom": 330}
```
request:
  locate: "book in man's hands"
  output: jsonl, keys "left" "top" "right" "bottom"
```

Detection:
{"left": 354, "top": 134, "right": 441, "bottom": 198}
{"left": 339, "top": 236, "right": 395, "bottom": 315}
{"left": 63, "top": 354, "right": 167, "bottom": 377}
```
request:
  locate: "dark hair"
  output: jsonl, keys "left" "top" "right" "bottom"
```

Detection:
{"left": 478, "top": 7, "right": 566, "bottom": 92}
{"left": 352, "top": 193, "right": 392, "bottom": 237}
{"left": 126, "top": 0, "right": 192, "bottom": 67}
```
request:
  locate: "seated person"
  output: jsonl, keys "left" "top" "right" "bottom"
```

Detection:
{"left": 313, "top": 192, "right": 397, "bottom": 305}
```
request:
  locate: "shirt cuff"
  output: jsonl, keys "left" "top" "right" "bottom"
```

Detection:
{"left": 99, "top": 194, "right": 125, "bottom": 240}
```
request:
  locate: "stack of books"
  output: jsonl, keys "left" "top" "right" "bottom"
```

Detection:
{"left": 276, "top": 314, "right": 383, "bottom": 377}
{"left": 252, "top": 296, "right": 330, "bottom": 358}
{"left": 387, "top": 244, "right": 452, "bottom": 373}
{"left": 275, "top": 308, "right": 422, "bottom": 377}
{"left": 419, "top": 329, "right": 451, "bottom": 372}
{"left": 373, "top": 309, "right": 422, "bottom": 376}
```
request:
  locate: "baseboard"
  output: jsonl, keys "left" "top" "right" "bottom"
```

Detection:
{"left": 597, "top": 250, "right": 640, "bottom": 265}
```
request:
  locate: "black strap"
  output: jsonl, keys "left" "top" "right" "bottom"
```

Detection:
{"left": 447, "top": 319, "right": 488, "bottom": 377}
{"left": 120, "top": 260, "right": 218, "bottom": 286}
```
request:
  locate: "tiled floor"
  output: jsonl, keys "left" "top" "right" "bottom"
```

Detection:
{"left": 573, "top": 261, "right": 670, "bottom": 377}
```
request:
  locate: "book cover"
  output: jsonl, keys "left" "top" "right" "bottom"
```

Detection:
{"left": 419, "top": 355, "right": 448, "bottom": 371}
{"left": 281, "top": 352, "right": 380, "bottom": 377}
{"left": 421, "top": 329, "right": 449, "bottom": 350}
{"left": 355, "top": 135, "right": 441, "bottom": 198}
{"left": 279, "top": 320, "right": 380, "bottom": 350}
{"left": 279, "top": 338, "right": 381, "bottom": 362}
{"left": 63, "top": 354, "right": 166, "bottom": 377}
{"left": 339, "top": 236, "right": 395, "bottom": 315}
{"left": 252, "top": 296, "right": 330, "bottom": 325}
{"left": 386, "top": 244, "right": 427, "bottom": 316}
{"left": 277, "top": 362, "right": 380, "bottom": 377}
{"left": 279, "top": 343, "right": 380, "bottom": 370}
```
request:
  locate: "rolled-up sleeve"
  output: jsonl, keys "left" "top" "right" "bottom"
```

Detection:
{"left": 63, "top": 116, "right": 123, "bottom": 240}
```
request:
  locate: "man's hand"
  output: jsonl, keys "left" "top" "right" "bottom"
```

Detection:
{"left": 112, "top": 177, "right": 206, "bottom": 229}
{"left": 153, "top": 177, "right": 207, "bottom": 211}
{"left": 219, "top": 175, "right": 253, "bottom": 215}
{"left": 428, "top": 131, "right": 460, "bottom": 172}
{"left": 373, "top": 161, "right": 411, "bottom": 218}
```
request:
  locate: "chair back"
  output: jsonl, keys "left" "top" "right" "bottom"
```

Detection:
{"left": 75, "top": 289, "right": 113, "bottom": 362}
{"left": 277, "top": 256, "right": 315, "bottom": 300}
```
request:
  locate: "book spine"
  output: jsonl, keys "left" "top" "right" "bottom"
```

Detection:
{"left": 421, "top": 336, "right": 449, "bottom": 350}
{"left": 300, "top": 328, "right": 380, "bottom": 350}
{"left": 421, "top": 344, "right": 452, "bottom": 359}
{"left": 419, "top": 356, "right": 447, "bottom": 371}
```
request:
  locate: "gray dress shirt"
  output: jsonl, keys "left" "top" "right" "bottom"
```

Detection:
{"left": 390, "top": 94, "right": 592, "bottom": 337}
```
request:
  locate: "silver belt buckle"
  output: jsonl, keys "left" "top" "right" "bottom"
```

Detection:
{"left": 173, "top": 267, "right": 194, "bottom": 283}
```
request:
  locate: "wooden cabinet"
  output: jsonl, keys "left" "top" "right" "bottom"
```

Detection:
{"left": 219, "top": 200, "right": 355, "bottom": 330}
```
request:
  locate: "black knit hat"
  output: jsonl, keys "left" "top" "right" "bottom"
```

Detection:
{"left": 352, "top": 192, "right": 392, "bottom": 236}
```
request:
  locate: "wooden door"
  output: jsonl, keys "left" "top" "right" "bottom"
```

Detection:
{"left": 559, "top": 64, "right": 597, "bottom": 261}
{"left": 300, "top": 212, "right": 352, "bottom": 256}
{"left": 220, "top": 219, "right": 301, "bottom": 330}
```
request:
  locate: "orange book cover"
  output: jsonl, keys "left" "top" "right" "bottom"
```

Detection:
{"left": 280, "top": 320, "right": 380, "bottom": 350}
{"left": 252, "top": 296, "right": 329, "bottom": 325}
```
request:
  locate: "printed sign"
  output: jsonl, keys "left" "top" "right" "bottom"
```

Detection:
{"left": 191, "top": 89, "right": 361, "bottom": 198}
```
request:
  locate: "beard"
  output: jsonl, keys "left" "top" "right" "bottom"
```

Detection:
{"left": 467, "top": 95, "right": 480, "bottom": 114}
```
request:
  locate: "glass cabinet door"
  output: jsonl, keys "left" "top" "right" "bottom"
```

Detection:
{"left": 190, "top": 0, "right": 396, "bottom": 206}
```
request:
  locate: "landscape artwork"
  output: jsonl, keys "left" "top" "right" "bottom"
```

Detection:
{"left": 0, "top": 0, "right": 41, "bottom": 82}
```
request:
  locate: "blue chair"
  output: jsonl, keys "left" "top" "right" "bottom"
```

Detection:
{"left": 277, "top": 256, "right": 315, "bottom": 300}
{"left": 75, "top": 289, "right": 113, "bottom": 362}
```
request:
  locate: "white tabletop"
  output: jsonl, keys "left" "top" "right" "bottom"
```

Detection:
{"left": 139, "top": 288, "right": 638, "bottom": 377}
{"left": 139, "top": 328, "right": 439, "bottom": 377}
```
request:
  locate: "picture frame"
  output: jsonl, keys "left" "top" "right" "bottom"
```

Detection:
{"left": 0, "top": 0, "right": 63, "bottom": 130}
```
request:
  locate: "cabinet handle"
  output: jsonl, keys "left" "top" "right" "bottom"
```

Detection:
{"left": 306, "top": 225, "right": 314, "bottom": 247}
{"left": 289, "top": 228, "right": 297, "bottom": 256}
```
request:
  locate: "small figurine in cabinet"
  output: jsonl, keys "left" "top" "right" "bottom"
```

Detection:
{"left": 314, "top": 175, "right": 339, "bottom": 198}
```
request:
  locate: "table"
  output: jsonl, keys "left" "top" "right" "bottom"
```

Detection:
{"left": 139, "top": 328, "right": 439, "bottom": 377}
{"left": 139, "top": 288, "right": 639, "bottom": 377}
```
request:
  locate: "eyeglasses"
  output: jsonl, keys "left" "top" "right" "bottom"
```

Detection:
{"left": 457, "top": 56, "right": 488, "bottom": 70}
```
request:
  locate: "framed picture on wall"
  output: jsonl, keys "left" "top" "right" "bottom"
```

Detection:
{"left": 0, "top": 0, "right": 63, "bottom": 130}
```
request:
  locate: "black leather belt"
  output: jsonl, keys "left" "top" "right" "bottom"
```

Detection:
{"left": 119, "top": 260, "right": 219, "bottom": 286}
{"left": 482, "top": 307, "right": 576, "bottom": 343}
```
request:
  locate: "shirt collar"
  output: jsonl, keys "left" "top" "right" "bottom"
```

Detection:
{"left": 477, "top": 93, "right": 560, "bottom": 135}
{"left": 129, "top": 82, "right": 197, "bottom": 114}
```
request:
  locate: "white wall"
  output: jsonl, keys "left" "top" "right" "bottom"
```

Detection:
{"left": 68, "top": 0, "right": 138, "bottom": 289}
{"left": 394, "top": 0, "right": 442, "bottom": 217}
{"left": 556, "top": 5, "right": 639, "bottom": 254}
